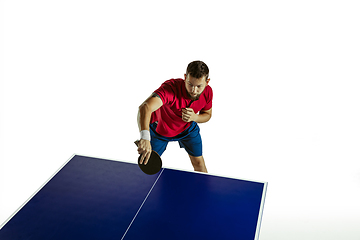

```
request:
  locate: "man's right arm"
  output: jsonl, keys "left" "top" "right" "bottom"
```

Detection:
{"left": 137, "top": 93, "right": 163, "bottom": 164}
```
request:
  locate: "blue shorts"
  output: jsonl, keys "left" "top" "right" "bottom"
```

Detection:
{"left": 149, "top": 121, "right": 203, "bottom": 157}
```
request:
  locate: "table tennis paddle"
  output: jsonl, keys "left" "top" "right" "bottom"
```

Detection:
{"left": 134, "top": 140, "right": 162, "bottom": 175}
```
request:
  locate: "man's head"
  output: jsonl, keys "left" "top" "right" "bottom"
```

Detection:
{"left": 184, "top": 61, "right": 210, "bottom": 100}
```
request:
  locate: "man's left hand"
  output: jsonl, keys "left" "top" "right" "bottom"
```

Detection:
{"left": 182, "top": 108, "right": 197, "bottom": 122}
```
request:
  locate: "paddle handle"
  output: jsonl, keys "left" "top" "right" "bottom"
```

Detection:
{"left": 134, "top": 140, "right": 140, "bottom": 147}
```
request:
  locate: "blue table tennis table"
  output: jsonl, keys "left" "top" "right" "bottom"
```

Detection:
{"left": 0, "top": 155, "right": 267, "bottom": 240}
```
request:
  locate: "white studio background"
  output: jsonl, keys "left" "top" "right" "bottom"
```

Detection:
{"left": 1, "top": 1, "right": 360, "bottom": 239}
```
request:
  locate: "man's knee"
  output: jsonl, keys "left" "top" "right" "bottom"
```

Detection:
{"left": 189, "top": 155, "right": 207, "bottom": 173}
{"left": 190, "top": 155, "right": 204, "bottom": 165}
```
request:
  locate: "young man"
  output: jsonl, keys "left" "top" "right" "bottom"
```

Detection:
{"left": 137, "top": 61, "right": 213, "bottom": 173}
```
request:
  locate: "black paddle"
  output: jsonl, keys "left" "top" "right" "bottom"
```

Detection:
{"left": 134, "top": 140, "right": 162, "bottom": 175}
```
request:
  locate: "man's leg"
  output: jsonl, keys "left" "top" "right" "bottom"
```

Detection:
{"left": 177, "top": 122, "right": 207, "bottom": 172}
{"left": 189, "top": 155, "right": 208, "bottom": 173}
{"left": 149, "top": 122, "right": 169, "bottom": 156}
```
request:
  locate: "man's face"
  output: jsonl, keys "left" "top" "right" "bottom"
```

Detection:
{"left": 184, "top": 74, "right": 210, "bottom": 100}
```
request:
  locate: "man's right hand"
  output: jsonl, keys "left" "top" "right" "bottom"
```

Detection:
{"left": 137, "top": 139, "right": 152, "bottom": 165}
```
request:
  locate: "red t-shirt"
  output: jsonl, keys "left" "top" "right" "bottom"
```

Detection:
{"left": 151, "top": 78, "right": 213, "bottom": 137}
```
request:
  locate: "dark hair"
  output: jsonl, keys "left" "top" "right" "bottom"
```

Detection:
{"left": 186, "top": 61, "right": 209, "bottom": 80}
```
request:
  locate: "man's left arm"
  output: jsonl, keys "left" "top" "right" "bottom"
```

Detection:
{"left": 182, "top": 108, "right": 212, "bottom": 123}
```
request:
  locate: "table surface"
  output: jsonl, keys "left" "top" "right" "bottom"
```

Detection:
{"left": 0, "top": 155, "right": 267, "bottom": 240}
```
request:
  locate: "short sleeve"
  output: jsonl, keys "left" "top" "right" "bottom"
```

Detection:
{"left": 154, "top": 80, "right": 176, "bottom": 105}
{"left": 203, "top": 85, "right": 213, "bottom": 110}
